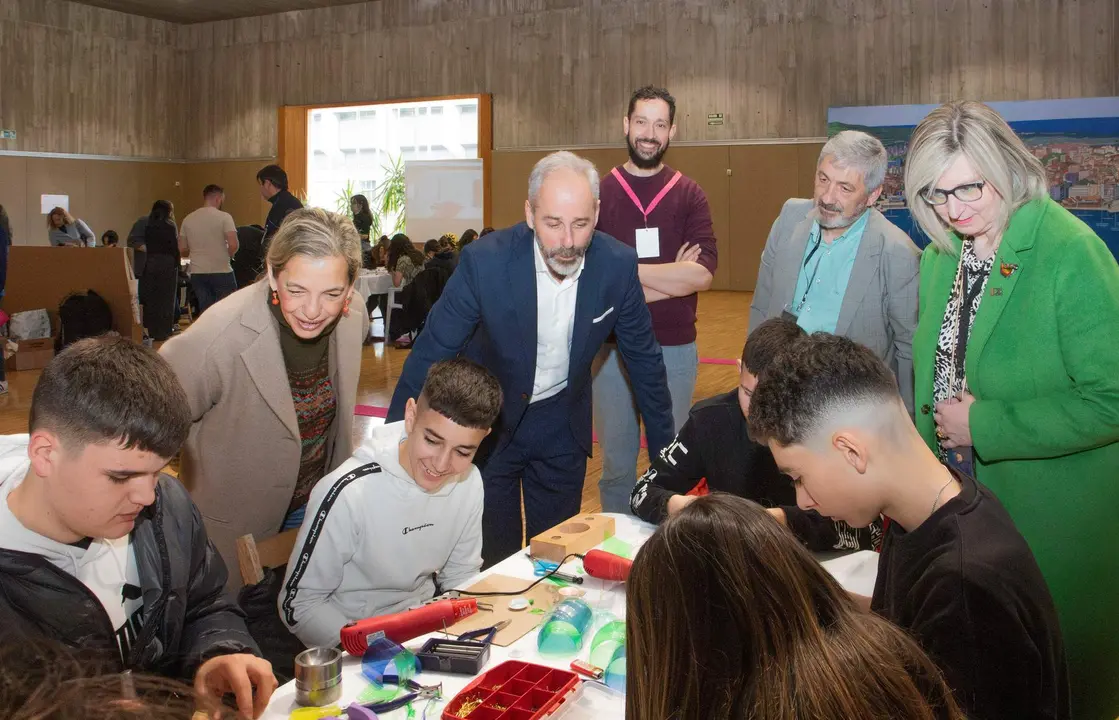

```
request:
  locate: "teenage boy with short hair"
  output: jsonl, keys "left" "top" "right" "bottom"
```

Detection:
{"left": 747, "top": 333, "right": 1069, "bottom": 720}
{"left": 630, "top": 317, "right": 879, "bottom": 551}
{"left": 280, "top": 358, "right": 503, "bottom": 648}
{"left": 0, "top": 336, "right": 276, "bottom": 719}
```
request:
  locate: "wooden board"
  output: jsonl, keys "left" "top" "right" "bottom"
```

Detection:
{"left": 441, "top": 574, "right": 559, "bottom": 648}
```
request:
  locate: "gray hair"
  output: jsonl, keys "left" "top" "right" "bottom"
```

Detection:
{"left": 528, "top": 151, "right": 600, "bottom": 208}
{"left": 819, "top": 131, "right": 888, "bottom": 194}
{"left": 904, "top": 101, "right": 1048, "bottom": 255}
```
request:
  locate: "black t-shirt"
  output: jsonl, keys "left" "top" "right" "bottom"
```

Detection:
{"left": 629, "top": 390, "right": 880, "bottom": 552}
{"left": 872, "top": 470, "right": 1069, "bottom": 719}
{"left": 263, "top": 190, "right": 303, "bottom": 248}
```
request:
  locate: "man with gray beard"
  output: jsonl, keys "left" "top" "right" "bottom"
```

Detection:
{"left": 386, "top": 151, "right": 674, "bottom": 566}
{"left": 749, "top": 131, "right": 920, "bottom": 414}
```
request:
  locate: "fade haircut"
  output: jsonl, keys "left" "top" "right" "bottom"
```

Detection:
{"left": 419, "top": 359, "right": 503, "bottom": 431}
{"left": 747, "top": 334, "right": 900, "bottom": 448}
{"left": 29, "top": 336, "right": 191, "bottom": 458}
{"left": 628, "top": 85, "right": 676, "bottom": 125}
{"left": 202, "top": 184, "right": 224, "bottom": 198}
{"left": 741, "top": 318, "right": 807, "bottom": 376}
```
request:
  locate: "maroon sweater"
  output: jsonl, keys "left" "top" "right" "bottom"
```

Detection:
{"left": 596, "top": 165, "right": 717, "bottom": 346}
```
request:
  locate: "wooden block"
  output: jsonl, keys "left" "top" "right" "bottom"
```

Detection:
{"left": 529, "top": 513, "right": 615, "bottom": 564}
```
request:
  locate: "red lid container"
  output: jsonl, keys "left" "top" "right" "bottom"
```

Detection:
{"left": 442, "top": 661, "right": 580, "bottom": 720}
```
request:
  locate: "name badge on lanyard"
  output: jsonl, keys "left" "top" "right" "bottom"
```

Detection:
{"left": 610, "top": 168, "right": 683, "bottom": 260}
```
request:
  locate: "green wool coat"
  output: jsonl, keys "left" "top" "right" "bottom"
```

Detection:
{"left": 914, "top": 197, "right": 1119, "bottom": 719}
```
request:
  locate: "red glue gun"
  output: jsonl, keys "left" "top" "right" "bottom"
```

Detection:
{"left": 583, "top": 549, "right": 633, "bottom": 582}
{"left": 340, "top": 598, "right": 481, "bottom": 656}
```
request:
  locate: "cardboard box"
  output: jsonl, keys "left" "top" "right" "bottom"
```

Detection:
{"left": 6, "top": 336, "right": 56, "bottom": 371}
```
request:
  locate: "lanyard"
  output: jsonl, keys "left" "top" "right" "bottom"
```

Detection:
{"left": 610, "top": 168, "right": 683, "bottom": 227}
{"left": 795, "top": 236, "right": 825, "bottom": 312}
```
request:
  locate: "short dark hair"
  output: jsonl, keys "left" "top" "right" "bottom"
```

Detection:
{"left": 100, "top": 230, "right": 119, "bottom": 247}
{"left": 256, "top": 164, "right": 289, "bottom": 191}
{"left": 419, "top": 359, "right": 503, "bottom": 430}
{"left": 628, "top": 85, "right": 676, "bottom": 125}
{"left": 423, "top": 239, "right": 440, "bottom": 254}
{"left": 29, "top": 336, "right": 191, "bottom": 458}
{"left": 741, "top": 318, "right": 806, "bottom": 376}
{"left": 478, "top": 227, "right": 495, "bottom": 237}
{"left": 202, "top": 184, "right": 224, "bottom": 197}
{"left": 747, "top": 334, "right": 899, "bottom": 447}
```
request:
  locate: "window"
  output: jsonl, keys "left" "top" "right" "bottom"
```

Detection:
{"left": 307, "top": 98, "right": 482, "bottom": 212}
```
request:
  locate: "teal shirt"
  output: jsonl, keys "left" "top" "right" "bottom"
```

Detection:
{"left": 790, "top": 210, "right": 869, "bottom": 334}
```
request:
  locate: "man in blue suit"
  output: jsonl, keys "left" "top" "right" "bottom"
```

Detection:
{"left": 387, "top": 151, "right": 674, "bottom": 565}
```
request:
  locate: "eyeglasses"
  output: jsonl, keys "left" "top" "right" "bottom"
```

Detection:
{"left": 922, "top": 182, "right": 985, "bottom": 206}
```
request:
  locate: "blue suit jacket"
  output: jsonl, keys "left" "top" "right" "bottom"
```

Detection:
{"left": 386, "top": 222, "right": 674, "bottom": 459}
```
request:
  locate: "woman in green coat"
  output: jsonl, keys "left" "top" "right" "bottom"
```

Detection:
{"left": 905, "top": 100, "right": 1119, "bottom": 719}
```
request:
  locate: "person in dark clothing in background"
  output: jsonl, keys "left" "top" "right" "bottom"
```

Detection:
{"left": 127, "top": 213, "right": 149, "bottom": 278}
{"left": 0, "top": 204, "right": 11, "bottom": 394}
{"left": 233, "top": 224, "right": 266, "bottom": 289}
{"left": 0, "top": 337, "right": 276, "bottom": 718}
{"left": 257, "top": 165, "right": 302, "bottom": 252}
{"left": 631, "top": 317, "right": 880, "bottom": 551}
{"left": 747, "top": 333, "right": 1069, "bottom": 720}
{"left": 423, "top": 239, "right": 456, "bottom": 274}
{"left": 140, "top": 200, "right": 180, "bottom": 341}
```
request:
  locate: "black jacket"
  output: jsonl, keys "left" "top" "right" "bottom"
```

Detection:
{"left": 263, "top": 190, "right": 303, "bottom": 249}
{"left": 630, "top": 390, "right": 881, "bottom": 552}
{"left": 0, "top": 475, "right": 259, "bottom": 681}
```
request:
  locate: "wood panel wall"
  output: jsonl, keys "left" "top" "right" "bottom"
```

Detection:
{"left": 492, "top": 142, "right": 824, "bottom": 292}
{"left": 0, "top": 0, "right": 184, "bottom": 157}
{"left": 0, "top": 155, "right": 183, "bottom": 246}
{"left": 177, "top": 0, "right": 1119, "bottom": 159}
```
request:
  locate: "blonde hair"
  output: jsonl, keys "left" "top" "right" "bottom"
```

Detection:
{"left": 47, "top": 207, "right": 75, "bottom": 228}
{"left": 904, "top": 101, "right": 1048, "bottom": 255}
{"left": 266, "top": 207, "right": 362, "bottom": 285}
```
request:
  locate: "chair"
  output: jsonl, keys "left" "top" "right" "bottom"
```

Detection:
{"left": 235, "top": 529, "right": 299, "bottom": 587}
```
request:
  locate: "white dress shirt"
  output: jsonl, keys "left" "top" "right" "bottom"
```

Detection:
{"left": 531, "top": 240, "right": 584, "bottom": 403}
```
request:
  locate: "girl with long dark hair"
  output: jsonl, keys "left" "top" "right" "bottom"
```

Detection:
{"left": 387, "top": 233, "right": 424, "bottom": 288}
{"left": 627, "top": 493, "right": 964, "bottom": 720}
{"left": 140, "top": 200, "right": 180, "bottom": 340}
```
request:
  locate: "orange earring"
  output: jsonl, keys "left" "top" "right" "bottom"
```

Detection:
{"left": 342, "top": 297, "right": 351, "bottom": 317}
{"left": 271, "top": 290, "right": 279, "bottom": 306}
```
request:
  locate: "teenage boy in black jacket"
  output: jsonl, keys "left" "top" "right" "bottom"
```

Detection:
{"left": 257, "top": 164, "right": 303, "bottom": 251}
{"left": 747, "top": 333, "right": 1068, "bottom": 720}
{"left": 630, "top": 318, "right": 880, "bottom": 551}
{"left": 0, "top": 336, "right": 276, "bottom": 718}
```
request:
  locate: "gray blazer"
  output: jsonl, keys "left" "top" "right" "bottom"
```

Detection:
{"left": 749, "top": 199, "right": 920, "bottom": 413}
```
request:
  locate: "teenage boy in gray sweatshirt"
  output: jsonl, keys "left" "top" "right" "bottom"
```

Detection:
{"left": 280, "top": 359, "right": 503, "bottom": 649}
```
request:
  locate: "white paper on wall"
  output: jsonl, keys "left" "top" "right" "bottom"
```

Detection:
{"left": 40, "top": 194, "right": 69, "bottom": 214}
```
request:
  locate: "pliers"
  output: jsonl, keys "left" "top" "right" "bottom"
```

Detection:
{"left": 342, "top": 679, "right": 443, "bottom": 719}
{"left": 456, "top": 618, "right": 512, "bottom": 645}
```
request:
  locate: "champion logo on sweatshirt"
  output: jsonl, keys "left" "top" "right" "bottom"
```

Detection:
{"left": 402, "top": 523, "right": 434, "bottom": 536}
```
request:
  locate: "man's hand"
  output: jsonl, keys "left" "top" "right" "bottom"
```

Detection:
{"left": 666, "top": 493, "right": 699, "bottom": 516}
{"left": 675, "top": 243, "right": 702, "bottom": 264}
{"left": 194, "top": 654, "right": 277, "bottom": 719}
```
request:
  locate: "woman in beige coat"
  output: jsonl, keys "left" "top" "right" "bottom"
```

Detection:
{"left": 161, "top": 208, "right": 368, "bottom": 588}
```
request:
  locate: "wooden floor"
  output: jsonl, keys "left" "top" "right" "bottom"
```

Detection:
{"left": 0, "top": 290, "right": 752, "bottom": 514}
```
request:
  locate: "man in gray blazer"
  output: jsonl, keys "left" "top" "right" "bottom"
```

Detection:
{"left": 749, "top": 131, "right": 919, "bottom": 413}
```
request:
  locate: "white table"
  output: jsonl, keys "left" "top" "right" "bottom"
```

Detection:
{"left": 355, "top": 271, "right": 398, "bottom": 339}
{"left": 260, "top": 515, "right": 879, "bottom": 719}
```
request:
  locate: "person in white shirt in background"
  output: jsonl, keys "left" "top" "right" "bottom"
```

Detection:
{"left": 179, "top": 184, "right": 239, "bottom": 315}
{"left": 280, "top": 358, "right": 503, "bottom": 649}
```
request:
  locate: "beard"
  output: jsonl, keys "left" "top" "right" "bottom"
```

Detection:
{"left": 626, "top": 133, "right": 669, "bottom": 170}
{"left": 811, "top": 198, "right": 865, "bottom": 230}
{"left": 535, "top": 234, "right": 587, "bottom": 277}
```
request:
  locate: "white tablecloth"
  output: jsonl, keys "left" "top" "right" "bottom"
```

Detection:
{"left": 259, "top": 515, "right": 879, "bottom": 719}
{"left": 356, "top": 271, "right": 393, "bottom": 300}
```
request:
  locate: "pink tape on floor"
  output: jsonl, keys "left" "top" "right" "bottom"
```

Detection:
{"left": 699, "top": 357, "right": 737, "bottom": 366}
{"left": 354, "top": 404, "right": 388, "bottom": 418}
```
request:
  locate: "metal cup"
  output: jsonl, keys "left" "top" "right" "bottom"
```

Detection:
{"left": 294, "top": 647, "right": 344, "bottom": 707}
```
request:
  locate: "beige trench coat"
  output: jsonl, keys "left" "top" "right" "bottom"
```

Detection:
{"left": 160, "top": 281, "right": 367, "bottom": 590}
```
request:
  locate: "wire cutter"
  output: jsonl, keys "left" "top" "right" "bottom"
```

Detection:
{"left": 342, "top": 679, "right": 443, "bottom": 719}
{"left": 456, "top": 618, "right": 512, "bottom": 645}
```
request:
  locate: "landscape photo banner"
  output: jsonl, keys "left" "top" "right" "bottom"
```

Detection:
{"left": 827, "top": 97, "right": 1119, "bottom": 259}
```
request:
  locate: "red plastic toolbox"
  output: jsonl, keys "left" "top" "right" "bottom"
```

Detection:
{"left": 442, "top": 661, "right": 580, "bottom": 720}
